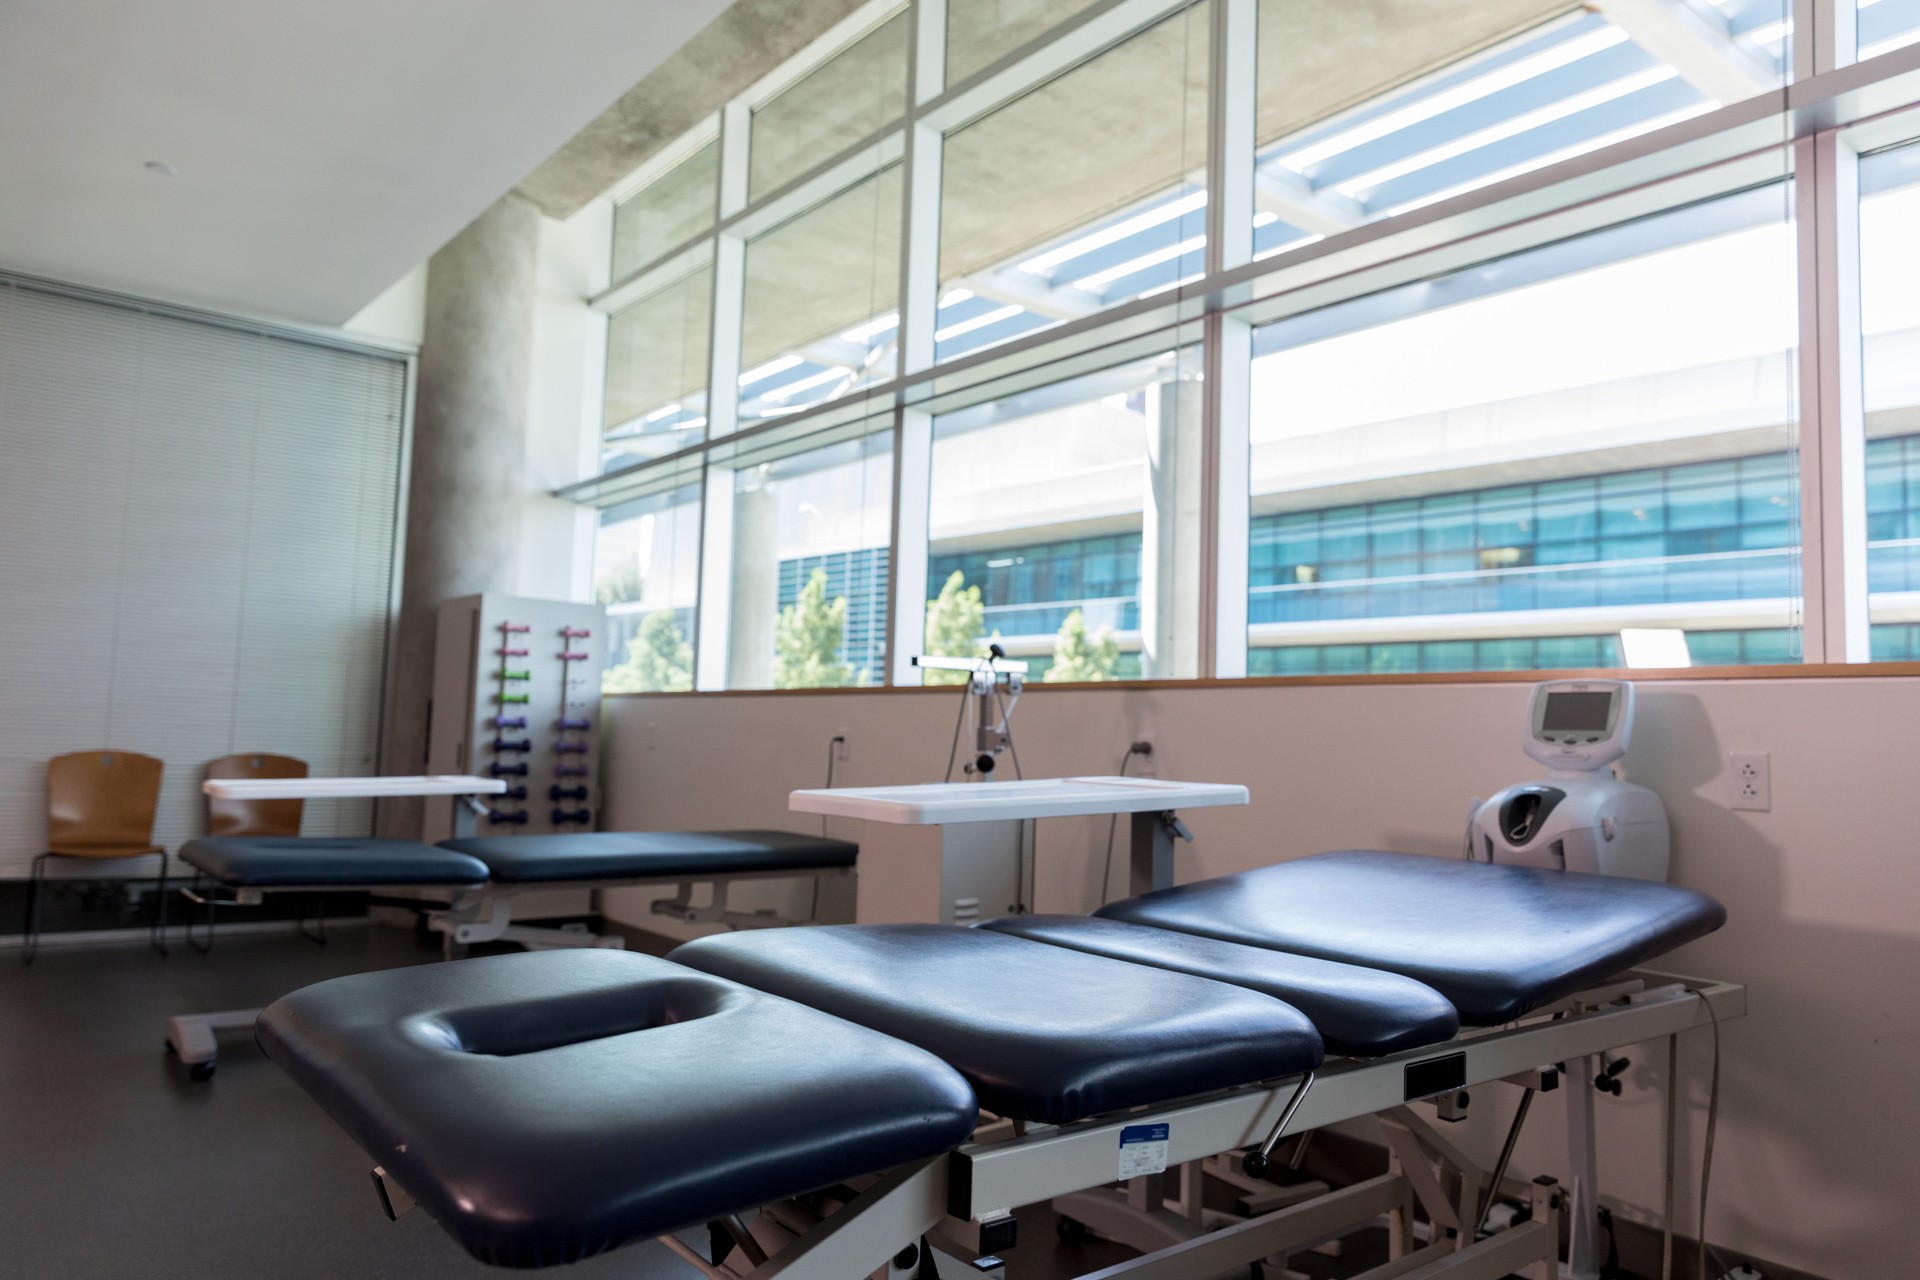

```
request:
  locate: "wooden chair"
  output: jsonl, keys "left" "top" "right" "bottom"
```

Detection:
{"left": 188, "top": 754, "right": 309, "bottom": 952}
{"left": 24, "top": 751, "right": 168, "bottom": 966}
{"left": 204, "top": 753, "right": 307, "bottom": 838}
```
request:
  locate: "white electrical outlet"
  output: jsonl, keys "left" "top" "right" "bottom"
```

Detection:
{"left": 832, "top": 728, "right": 851, "bottom": 761}
{"left": 1728, "top": 751, "right": 1770, "bottom": 812}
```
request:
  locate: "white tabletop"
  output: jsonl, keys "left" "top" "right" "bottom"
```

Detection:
{"left": 789, "top": 776, "right": 1248, "bottom": 825}
{"left": 202, "top": 775, "right": 508, "bottom": 800}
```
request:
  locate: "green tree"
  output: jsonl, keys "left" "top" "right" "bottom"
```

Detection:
{"left": 595, "top": 561, "right": 645, "bottom": 606}
{"left": 774, "top": 568, "right": 854, "bottom": 688}
{"left": 1044, "top": 608, "right": 1120, "bottom": 682}
{"left": 922, "top": 570, "right": 987, "bottom": 686}
{"left": 602, "top": 610, "right": 693, "bottom": 693}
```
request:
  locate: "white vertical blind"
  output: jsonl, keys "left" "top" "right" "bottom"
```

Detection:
{"left": 0, "top": 277, "right": 408, "bottom": 875}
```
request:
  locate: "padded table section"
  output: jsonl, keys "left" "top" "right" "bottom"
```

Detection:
{"left": 981, "top": 915, "right": 1459, "bottom": 1058}
{"left": 674, "top": 924, "right": 1321, "bottom": 1125}
{"left": 1098, "top": 850, "right": 1728, "bottom": 1025}
{"left": 180, "top": 836, "right": 489, "bottom": 888}
{"left": 257, "top": 950, "right": 977, "bottom": 1269}
{"left": 441, "top": 829, "right": 858, "bottom": 883}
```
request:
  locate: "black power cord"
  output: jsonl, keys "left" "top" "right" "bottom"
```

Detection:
{"left": 1098, "top": 741, "right": 1155, "bottom": 905}
{"left": 812, "top": 734, "right": 847, "bottom": 919}
{"left": 942, "top": 675, "right": 972, "bottom": 783}
{"left": 1688, "top": 988, "right": 1726, "bottom": 1280}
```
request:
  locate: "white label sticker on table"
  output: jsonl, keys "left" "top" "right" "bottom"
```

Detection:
{"left": 1118, "top": 1123, "right": 1170, "bottom": 1178}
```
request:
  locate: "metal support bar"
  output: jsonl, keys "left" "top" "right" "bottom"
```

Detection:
{"left": 370, "top": 1166, "right": 415, "bottom": 1222}
{"left": 1242, "top": 1070, "right": 1315, "bottom": 1176}
{"left": 1563, "top": 1053, "right": 1602, "bottom": 1278}
{"left": 952, "top": 975, "right": 1743, "bottom": 1221}
{"left": 1127, "top": 810, "right": 1188, "bottom": 895}
{"left": 21, "top": 850, "right": 170, "bottom": 966}
{"left": 1070, "top": 1173, "right": 1410, "bottom": 1280}
{"left": 1475, "top": 1087, "right": 1534, "bottom": 1237}
{"left": 661, "top": 1235, "right": 736, "bottom": 1280}
{"left": 740, "top": 1159, "right": 945, "bottom": 1280}
{"left": 1359, "top": 1216, "right": 1556, "bottom": 1280}
{"left": 1379, "top": 1114, "right": 1461, "bottom": 1232}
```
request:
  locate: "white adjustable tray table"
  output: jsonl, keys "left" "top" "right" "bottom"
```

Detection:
{"left": 202, "top": 774, "right": 506, "bottom": 799}
{"left": 790, "top": 776, "right": 1247, "bottom": 925}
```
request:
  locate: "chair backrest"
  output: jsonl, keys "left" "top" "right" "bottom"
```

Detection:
{"left": 47, "top": 751, "right": 165, "bottom": 856}
{"left": 204, "top": 753, "right": 308, "bottom": 838}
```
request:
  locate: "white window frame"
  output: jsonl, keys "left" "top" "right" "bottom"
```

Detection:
{"left": 558, "top": 0, "right": 1920, "bottom": 685}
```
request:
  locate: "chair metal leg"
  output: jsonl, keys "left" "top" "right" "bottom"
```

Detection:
{"left": 298, "top": 896, "right": 328, "bottom": 947}
{"left": 150, "top": 852, "right": 169, "bottom": 957}
{"left": 22, "top": 854, "right": 47, "bottom": 967}
{"left": 186, "top": 876, "right": 218, "bottom": 955}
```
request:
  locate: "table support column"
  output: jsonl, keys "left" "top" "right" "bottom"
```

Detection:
{"left": 1129, "top": 811, "right": 1178, "bottom": 896}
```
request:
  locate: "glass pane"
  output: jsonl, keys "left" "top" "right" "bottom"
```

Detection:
{"left": 1856, "top": 0, "right": 1920, "bottom": 61}
{"left": 727, "top": 435, "right": 893, "bottom": 688}
{"left": 937, "top": 4, "right": 1210, "bottom": 363}
{"left": 1858, "top": 140, "right": 1920, "bottom": 646}
{"left": 739, "top": 167, "right": 902, "bottom": 427}
{"left": 1246, "top": 184, "right": 1801, "bottom": 674}
{"left": 926, "top": 350, "right": 1201, "bottom": 682}
{"left": 946, "top": 0, "right": 1102, "bottom": 84}
{"left": 611, "top": 140, "right": 719, "bottom": 279}
{"left": 603, "top": 266, "right": 711, "bottom": 469}
{"left": 596, "top": 484, "right": 702, "bottom": 692}
{"left": 751, "top": 11, "right": 910, "bottom": 199}
{"left": 1251, "top": 2, "right": 1788, "bottom": 257}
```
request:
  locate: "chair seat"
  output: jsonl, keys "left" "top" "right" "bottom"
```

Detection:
{"left": 45, "top": 844, "right": 165, "bottom": 860}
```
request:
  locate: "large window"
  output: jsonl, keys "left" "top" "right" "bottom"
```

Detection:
{"left": 924, "top": 352, "right": 1201, "bottom": 681}
{"left": 718, "top": 433, "right": 893, "bottom": 689}
{"left": 596, "top": 481, "right": 702, "bottom": 693}
{"left": 576, "top": 0, "right": 1914, "bottom": 689}
{"left": 751, "top": 10, "right": 909, "bottom": 197}
{"left": 937, "top": 4, "right": 1211, "bottom": 362}
{"left": 1246, "top": 186, "right": 1801, "bottom": 672}
{"left": 1855, "top": 0, "right": 1920, "bottom": 61}
{"left": 602, "top": 265, "right": 712, "bottom": 467}
{"left": 611, "top": 140, "right": 719, "bottom": 280}
{"left": 946, "top": 0, "right": 1104, "bottom": 83}
{"left": 1251, "top": 2, "right": 1785, "bottom": 258}
{"left": 739, "top": 166, "right": 903, "bottom": 426}
{"left": 1858, "top": 139, "right": 1920, "bottom": 654}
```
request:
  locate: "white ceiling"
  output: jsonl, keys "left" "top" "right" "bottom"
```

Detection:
{"left": 0, "top": 0, "right": 733, "bottom": 326}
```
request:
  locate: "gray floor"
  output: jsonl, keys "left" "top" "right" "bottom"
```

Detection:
{"left": 0, "top": 925, "right": 1136, "bottom": 1280}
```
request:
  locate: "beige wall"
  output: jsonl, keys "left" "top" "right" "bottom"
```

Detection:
{"left": 600, "top": 675, "right": 1920, "bottom": 1279}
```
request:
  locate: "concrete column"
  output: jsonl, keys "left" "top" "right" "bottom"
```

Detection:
{"left": 1140, "top": 374, "right": 1205, "bottom": 679}
{"left": 380, "top": 193, "right": 542, "bottom": 837}
{"left": 727, "top": 481, "right": 780, "bottom": 688}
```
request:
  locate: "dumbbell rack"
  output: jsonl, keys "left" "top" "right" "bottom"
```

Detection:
{"left": 551, "top": 628, "right": 595, "bottom": 829}
{"left": 425, "top": 594, "right": 604, "bottom": 843}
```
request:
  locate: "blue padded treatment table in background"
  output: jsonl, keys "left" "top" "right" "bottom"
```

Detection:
{"left": 1098, "top": 849, "right": 1729, "bottom": 1025}
{"left": 439, "top": 830, "right": 858, "bottom": 882}
{"left": 980, "top": 914, "right": 1459, "bottom": 1058}
{"left": 181, "top": 837, "right": 490, "bottom": 887}
{"left": 255, "top": 950, "right": 978, "bottom": 1269}
{"left": 672, "top": 923, "right": 1323, "bottom": 1125}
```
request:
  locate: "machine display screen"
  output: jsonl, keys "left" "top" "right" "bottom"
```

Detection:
{"left": 1541, "top": 690, "right": 1614, "bottom": 732}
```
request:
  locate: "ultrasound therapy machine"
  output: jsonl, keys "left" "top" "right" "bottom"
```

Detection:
{"left": 1470, "top": 679, "right": 1671, "bottom": 881}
